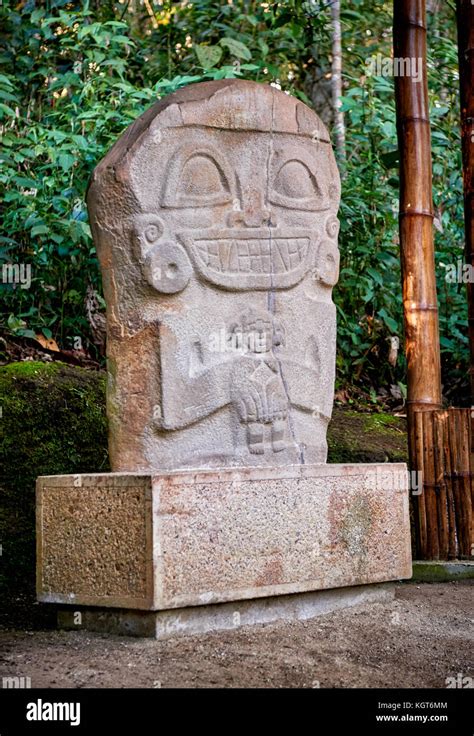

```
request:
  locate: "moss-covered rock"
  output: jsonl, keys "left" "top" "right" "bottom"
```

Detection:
{"left": 327, "top": 408, "right": 408, "bottom": 464}
{"left": 0, "top": 361, "right": 408, "bottom": 629}
{"left": 0, "top": 361, "right": 109, "bottom": 628}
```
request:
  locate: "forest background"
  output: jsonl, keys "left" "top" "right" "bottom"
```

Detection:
{"left": 0, "top": 0, "right": 466, "bottom": 405}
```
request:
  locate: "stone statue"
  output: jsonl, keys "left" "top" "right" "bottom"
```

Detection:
{"left": 37, "top": 81, "right": 411, "bottom": 634}
{"left": 87, "top": 79, "right": 341, "bottom": 471}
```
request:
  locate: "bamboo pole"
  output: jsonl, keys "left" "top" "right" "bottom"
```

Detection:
{"left": 422, "top": 411, "right": 439, "bottom": 558}
{"left": 448, "top": 410, "right": 462, "bottom": 557}
{"left": 414, "top": 409, "right": 428, "bottom": 556}
{"left": 458, "top": 409, "right": 473, "bottom": 555}
{"left": 442, "top": 410, "right": 458, "bottom": 558}
{"left": 394, "top": 1, "right": 442, "bottom": 473}
{"left": 433, "top": 410, "right": 449, "bottom": 558}
{"left": 447, "top": 409, "right": 472, "bottom": 557}
{"left": 456, "top": 0, "right": 474, "bottom": 406}
{"left": 415, "top": 407, "right": 474, "bottom": 558}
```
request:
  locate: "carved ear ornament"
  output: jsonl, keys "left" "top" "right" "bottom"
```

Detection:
{"left": 325, "top": 214, "right": 340, "bottom": 239}
{"left": 142, "top": 240, "right": 192, "bottom": 295}
{"left": 132, "top": 214, "right": 192, "bottom": 295}
{"left": 314, "top": 240, "right": 340, "bottom": 287}
{"left": 133, "top": 213, "right": 165, "bottom": 255}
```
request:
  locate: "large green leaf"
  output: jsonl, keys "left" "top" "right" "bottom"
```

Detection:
{"left": 195, "top": 44, "right": 222, "bottom": 70}
{"left": 220, "top": 37, "right": 251, "bottom": 61}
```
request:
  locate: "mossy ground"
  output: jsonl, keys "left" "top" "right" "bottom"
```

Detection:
{"left": 0, "top": 361, "right": 109, "bottom": 628}
{"left": 327, "top": 408, "right": 407, "bottom": 464}
{"left": 0, "top": 361, "right": 408, "bottom": 629}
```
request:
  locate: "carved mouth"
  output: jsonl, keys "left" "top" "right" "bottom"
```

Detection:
{"left": 181, "top": 230, "right": 312, "bottom": 290}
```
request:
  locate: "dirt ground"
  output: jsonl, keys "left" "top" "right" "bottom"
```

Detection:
{"left": 0, "top": 581, "right": 472, "bottom": 689}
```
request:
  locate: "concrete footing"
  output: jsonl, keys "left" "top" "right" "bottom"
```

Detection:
{"left": 57, "top": 582, "right": 395, "bottom": 640}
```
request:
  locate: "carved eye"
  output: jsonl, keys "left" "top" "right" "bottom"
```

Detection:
{"left": 180, "top": 155, "right": 229, "bottom": 200}
{"left": 274, "top": 160, "right": 320, "bottom": 201}
{"left": 269, "top": 148, "right": 331, "bottom": 211}
{"left": 162, "top": 147, "right": 234, "bottom": 208}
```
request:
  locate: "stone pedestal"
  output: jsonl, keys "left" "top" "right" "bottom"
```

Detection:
{"left": 37, "top": 463, "right": 411, "bottom": 635}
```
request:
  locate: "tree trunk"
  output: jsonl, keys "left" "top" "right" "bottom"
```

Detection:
{"left": 393, "top": 0, "right": 442, "bottom": 462}
{"left": 456, "top": 0, "right": 474, "bottom": 406}
{"left": 330, "top": 0, "right": 346, "bottom": 162}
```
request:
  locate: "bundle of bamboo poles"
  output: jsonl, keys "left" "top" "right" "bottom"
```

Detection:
{"left": 413, "top": 408, "right": 473, "bottom": 559}
{"left": 393, "top": 1, "right": 474, "bottom": 560}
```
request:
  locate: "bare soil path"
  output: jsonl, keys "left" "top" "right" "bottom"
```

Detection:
{"left": 0, "top": 581, "right": 472, "bottom": 689}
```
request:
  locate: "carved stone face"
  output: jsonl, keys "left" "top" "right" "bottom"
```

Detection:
{"left": 131, "top": 115, "right": 340, "bottom": 294}
{"left": 88, "top": 80, "right": 341, "bottom": 472}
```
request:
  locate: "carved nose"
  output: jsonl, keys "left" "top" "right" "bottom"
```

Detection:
{"left": 244, "top": 190, "right": 272, "bottom": 227}
{"left": 241, "top": 206, "right": 272, "bottom": 228}
{"left": 228, "top": 191, "right": 276, "bottom": 228}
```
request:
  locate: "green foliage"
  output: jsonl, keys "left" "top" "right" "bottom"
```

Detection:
{"left": 0, "top": 0, "right": 468, "bottom": 398}
{"left": 0, "top": 0, "right": 325, "bottom": 355}
{"left": 335, "top": 1, "right": 467, "bottom": 396}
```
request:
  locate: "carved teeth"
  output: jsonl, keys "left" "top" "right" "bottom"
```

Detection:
{"left": 194, "top": 238, "right": 308, "bottom": 274}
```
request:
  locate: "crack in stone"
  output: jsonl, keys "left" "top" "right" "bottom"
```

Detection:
{"left": 265, "top": 89, "right": 303, "bottom": 464}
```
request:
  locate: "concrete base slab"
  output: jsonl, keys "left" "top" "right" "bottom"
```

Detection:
{"left": 37, "top": 465, "right": 411, "bottom": 611}
{"left": 411, "top": 561, "right": 474, "bottom": 582}
{"left": 57, "top": 582, "right": 395, "bottom": 639}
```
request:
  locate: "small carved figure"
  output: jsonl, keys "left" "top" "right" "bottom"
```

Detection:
{"left": 229, "top": 309, "right": 288, "bottom": 454}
